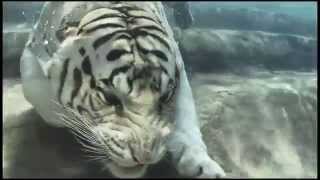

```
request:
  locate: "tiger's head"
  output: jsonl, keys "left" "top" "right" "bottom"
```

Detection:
{"left": 47, "top": 4, "right": 179, "bottom": 178}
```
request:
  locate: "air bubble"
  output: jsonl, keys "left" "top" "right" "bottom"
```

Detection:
{"left": 21, "top": 11, "right": 28, "bottom": 22}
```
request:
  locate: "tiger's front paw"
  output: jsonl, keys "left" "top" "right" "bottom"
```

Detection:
{"left": 177, "top": 146, "right": 226, "bottom": 178}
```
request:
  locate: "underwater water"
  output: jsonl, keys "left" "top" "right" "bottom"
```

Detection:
{"left": 3, "top": 1, "right": 317, "bottom": 178}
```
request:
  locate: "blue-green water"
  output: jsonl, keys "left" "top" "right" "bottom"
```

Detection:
{"left": 3, "top": 2, "right": 317, "bottom": 24}
{"left": 190, "top": 2, "right": 317, "bottom": 21}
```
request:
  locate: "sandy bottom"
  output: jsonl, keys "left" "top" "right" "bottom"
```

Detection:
{"left": 3, "top": 72, "right": 318, "bottom": 178}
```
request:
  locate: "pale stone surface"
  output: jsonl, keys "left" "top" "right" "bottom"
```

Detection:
{"left": 3, "top": 71, "right": 317, "bottom": 178}
{"left": 3, "top": 2, "right": 316, "bottom": 37}
{"left": 190, "top": 5, "right": 316, "bottom": 37}
{"left": 191, "top": 71, "right": 317, "bottom": 178}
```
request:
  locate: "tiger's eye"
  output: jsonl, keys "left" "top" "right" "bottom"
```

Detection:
{"left": 102, "top": 92, "right": 123, "bottom": 115}
{"left": 104, "top": 93, "right": 122, "bottom": 106}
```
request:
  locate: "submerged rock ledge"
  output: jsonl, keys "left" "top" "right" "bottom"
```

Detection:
{"left": 176, "top": 28, "right": 316, "bottom": 73}
{"left": 191, "top": 72, "right": 317, "bottom": 178}
{"left": 190, "top": 6, "right": 316, "bottom": 37}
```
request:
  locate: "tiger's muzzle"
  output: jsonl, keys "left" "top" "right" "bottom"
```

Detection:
{"left": 95, "top": 113, "right": 172, "bottom": 168}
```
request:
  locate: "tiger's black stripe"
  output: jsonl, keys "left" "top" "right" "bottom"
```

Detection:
{"left": 109, "top": 5, "right": 147, "bottom": 14}
{"left": 81, "top": 23, "right": 125, "bottom": 34}
{"left": 135, "top": 43, "right": 168, "bottom": 62}
{"left": 175, "top": 64, "right": 179, "bottom": 79}
{"left": 105, "top": 140, "right": 125, "bottom": 158}
{"left": 127, "top": 76, "right": 133, "bottom": 94}
{"left": 96, "top": 65, "right": 131, "bottom": 90}
{"left": 150, "top": 50, "right": 168, "bottom": 62}
{"left": 99, "top": 78, "right": 112, "bottom": 88}
{"left": 90, "top": 78, "right": 96, "bottom": 89}
{"left": 95, "top": 87, "right": 122, "bottom": 107}
{"left": 116, "top": 34, "right": 132, "bottom": 41}
{"left": 132, "top": 29, "right": 171, "bottom": 52}
{"left": 139, "top": 29, "right": 171, "bottom": 51}
{"left": 111, "top": 137, "right": 125, "bottom": 150}
{"left": 130, "top": 15, "right": 161, "bottom": 25}
{"left": 70, "top": 68, "right": 83, "bottom": 106}
{"left": 82, "top": 56, "right": 92, "bottom": 75}
{"left": 78, "top": 14, "right": 125, "bottom": 31}
{"left": 58, "top": 58, "right": 70, "bottom": 103}
{"left": 93, "top": 30, "right": 129, "bottom": 50}
{"left": 106, "top": 49, "right": 130, "bottom": 61}
{"left": 135, "top": 42, "right": 149, "bottom": 55}
{"left": 133, "top": 25, "right": 167, "bottom": 37}
{"left": 161, "top": 79, "right": 176, "bottom": 103}
{"left": 160, "top": 65, "right": 169, "bottom": 75}
{"left": 79, "top": 47, "right": 86, "bottom": 56}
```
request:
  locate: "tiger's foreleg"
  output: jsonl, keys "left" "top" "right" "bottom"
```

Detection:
{"left": 166, "top": 67, "right": 226, "bottom": 178}
{"left": 20, "top": 48, "right": 66, "bottom": 128}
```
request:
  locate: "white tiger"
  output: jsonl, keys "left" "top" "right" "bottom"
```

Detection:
{"left": 20, "top": 1, "right": 225, "bottom": 178}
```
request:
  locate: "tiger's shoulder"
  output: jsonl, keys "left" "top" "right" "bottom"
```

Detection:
{"left": 26, "top": 2, "right": 179, "bottom": 69}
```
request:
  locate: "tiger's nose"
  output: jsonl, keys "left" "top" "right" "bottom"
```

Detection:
{"left": 130, "top": 143, "right": 153, "bottom": 164}
{"left": 135, "top": 150, "right": 152, "bottom": 165}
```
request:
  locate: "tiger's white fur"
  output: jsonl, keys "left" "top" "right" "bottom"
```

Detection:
{"left": 20, "top": 1, "right": 225, "bottom": 178}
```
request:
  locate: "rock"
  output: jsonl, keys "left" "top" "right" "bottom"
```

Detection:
{"left": 178, "top": 28, "right": 316, "bottom": 73}
{"left": 3, "top": 30, "right": 30, "bottom": 78}
{"left": 192, "top": 71, "right": 317, "bottom": 178}
{"left": 3, "top": 2, "right": 316, "bottom": 37}
{"left": 190, "top": 6, "right": 316, "bottom": 37}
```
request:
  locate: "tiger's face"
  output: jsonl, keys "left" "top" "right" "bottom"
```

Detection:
{"left": 90, "top": 80, "right": 174, "bottom": 177}
{"left": 47, "top": 4, "right": 179, "bottom": 177}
